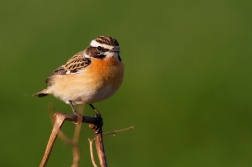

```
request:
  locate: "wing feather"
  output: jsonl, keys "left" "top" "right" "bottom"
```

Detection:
{"left": 45, "top": 51, "right": 91, "bottom": 84}
{"left": 64, "top": 51, "right": 91, "bottom": 73}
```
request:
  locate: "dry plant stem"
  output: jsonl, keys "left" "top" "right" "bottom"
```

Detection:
{"left": 41, "top": 110, "right": 100, "bottom": 167}
{"left": 48, "top": 106, "right": 84, "bottom": 146}
{"left": 42, "top": 109, "right": 132, "bottom": 167}
{"left": 63, "top": 114, "right": 99, "bottom": 124}
{"left": 88, "top": 125, "right": 134, "bottom": 167}
{"left": 90, "top": 126, "right": 136, "bottom": 167}
{"left": 49, "top": 105, "right": 85, "bottom": 167}
{"left": 88, "top": 138, "right": 98, "bottom": 167}
{"left": 95, "top": 130, "right": 107, "bottom": 167}
{"left": 48, "top": 107, "right": 74, "bottom": 146}
{"left": 71, "top": 107, "right": 84, "bottom": 167}
{"left": 49, "top": 112, "right": 99, "bottom": 124}
{"left": 90, "top": 125, "right": 108, "bottom": 167}
{"left": 39, "top": 113, "right": 66, "bottom": 167}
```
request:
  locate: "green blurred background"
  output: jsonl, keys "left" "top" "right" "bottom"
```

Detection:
{"left": 1, "top": 0, "right": 252, "bottom": 166}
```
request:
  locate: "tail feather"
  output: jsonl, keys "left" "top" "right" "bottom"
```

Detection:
{"left": 33, "top": 90, "right": 49, "bottom": 97}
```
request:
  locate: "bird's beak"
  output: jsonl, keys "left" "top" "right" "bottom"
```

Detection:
{"left": 111, "top": 47, "right": 120, "bottom": 52}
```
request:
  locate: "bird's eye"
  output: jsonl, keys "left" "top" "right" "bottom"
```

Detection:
{"left": 97, "top": 46, "right": 102, "bottom": 51}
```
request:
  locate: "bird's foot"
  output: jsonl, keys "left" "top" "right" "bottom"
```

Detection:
{"left": 89, "top": 115, "right": 103, "bottom": 133}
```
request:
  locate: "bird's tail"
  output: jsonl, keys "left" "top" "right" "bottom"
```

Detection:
{"left": 33, "top": 90, "right": 49, "bottom": 97}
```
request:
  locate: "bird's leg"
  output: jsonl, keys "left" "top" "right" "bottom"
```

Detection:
{"left": 89, "top": 104, "right": 101, "bottom": 117}
{"left": 69, "top": 100, "right": 79, "bottom": 115}
{"left": 89, "top": 104, "right": 103, "bottom": 133}
{"left": 69, "top": 100, "right": 83, "bottom": 125}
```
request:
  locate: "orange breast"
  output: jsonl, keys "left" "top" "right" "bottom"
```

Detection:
{"left": 86, "top": 56, "right": 124, "bottom": 90}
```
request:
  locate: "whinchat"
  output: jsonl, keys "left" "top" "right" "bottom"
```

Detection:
{"left": 33, "top": 36, "right": 124, "bottom": 115}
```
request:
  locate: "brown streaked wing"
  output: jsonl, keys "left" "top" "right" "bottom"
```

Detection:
{"left": 63, "top": 50, "right": 91, "bottom": 73}
{"left": 45, "top": 51, "right": 91, "bottom": 84}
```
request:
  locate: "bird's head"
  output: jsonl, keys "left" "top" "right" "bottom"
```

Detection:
{"left": 85, "top": 36, "right": 121, "bottom": 62}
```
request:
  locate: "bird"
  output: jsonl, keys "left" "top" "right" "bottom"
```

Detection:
{"left": 33, "top": 36, "right": 124, "bottom": 117}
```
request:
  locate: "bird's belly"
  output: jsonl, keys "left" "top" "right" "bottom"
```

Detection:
{"left": 72, "top": 83, "right": 116, "bottom": 104}
{"left": 54, "top": 82, "right": 117, "bottom": 105}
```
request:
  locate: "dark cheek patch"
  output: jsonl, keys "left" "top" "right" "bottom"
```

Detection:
{"left": 93, "top": 54, "right": 106, "bottom": 59}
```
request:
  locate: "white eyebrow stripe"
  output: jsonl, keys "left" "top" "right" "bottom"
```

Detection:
{"left": 90, "top": 40, "right": 114, "bottom": 49}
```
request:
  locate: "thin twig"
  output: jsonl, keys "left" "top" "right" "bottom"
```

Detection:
{"left": 103, "top": 126, "right": 134, "bottom": 136}
{"left": 88, "top": 138, "right": 98, "bottom": 167}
